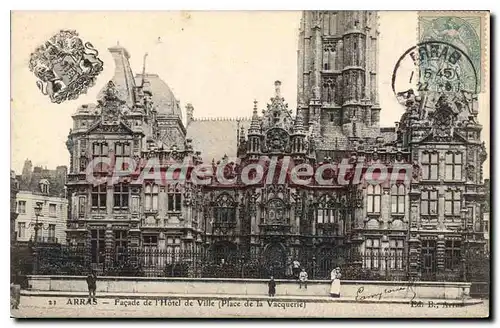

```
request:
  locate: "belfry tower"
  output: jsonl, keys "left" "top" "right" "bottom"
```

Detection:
{"left": 297, "top": 11, "right": 380, "bottom": 147}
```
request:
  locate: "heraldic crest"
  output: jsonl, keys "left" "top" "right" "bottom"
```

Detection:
{"left": 28, "top": 30, "right": 104, "bottom": 103}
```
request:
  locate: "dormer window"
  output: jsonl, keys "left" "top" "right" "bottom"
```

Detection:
{"left": 39, "top": 179, "right": 50, "bottom": 194}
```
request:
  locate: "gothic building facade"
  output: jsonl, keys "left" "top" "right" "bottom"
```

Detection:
{"left": 65, "top": 11, "right": 488, "bottom": 280}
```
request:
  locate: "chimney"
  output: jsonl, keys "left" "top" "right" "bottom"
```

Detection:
{"left": 98, "top": 43, "right": 136, "bottom": 106}
{"left": 186, "top": 103, "right": 194, "bottom": 126}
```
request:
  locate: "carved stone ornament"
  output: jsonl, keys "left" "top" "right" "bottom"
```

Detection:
{"left": 65, "top": 129, "right": 74, "bottom": 152}
{"left": 313, "top": 85, "right": 321, "bottom": 100}
{"left": 479, "top": 142, "right": 488, "bottom": 163}
{"left": 183, "top": 190, "right": 192, "bottom": 206}
{"left": 266, "top": 198, "right": 287, "bottom": 224}
{"left": 431, "top": 94, "right": 458, "bottom": 142}
{"left": 412, "top": 162, "right": 422, "bottom": 182}
{"left": 98, "top": 81, "right": 127, "bottom": 123}
{"left": 466, "top": 164, "right": 475, "bottom": 181}
{"left": 265, "top": 128, "right": 289, "bottom": 153}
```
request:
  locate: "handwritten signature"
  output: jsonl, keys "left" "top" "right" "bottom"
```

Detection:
{"left": 355, "top": 283, "right": 417, "bottom": 302}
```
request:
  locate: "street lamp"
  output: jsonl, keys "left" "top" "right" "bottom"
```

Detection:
{"left": 33, "top": 202, "right": 43, "bottom": 242}
{"left": 30, "top": 202, "right": 51, "bottom": 274}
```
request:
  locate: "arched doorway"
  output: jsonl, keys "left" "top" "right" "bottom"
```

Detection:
{"left": 202, "top": 241, "right": 239, "bottom": 278}
{"left": 209, "top": 241, "right": 238, "bottom": 264}
{"left": 316, "top": 246, "right": 346, "bottom": 279}
{"left": 262, "top": 243, "right": 287, "bottom": 279}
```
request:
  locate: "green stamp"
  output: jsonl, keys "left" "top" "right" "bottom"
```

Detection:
{"left": 419, "top": 14, "right": 483, "bottom": 93}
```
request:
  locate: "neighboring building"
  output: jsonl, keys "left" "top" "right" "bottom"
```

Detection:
{"left": 482, "top": 179, "right": 490, "bottom": 253}
{"left": 11, "top": 170, "right": 19, "bottom": 283}
{"left": 11, "top": 170, "right": 19, "bottom": 244}
{"left": 65, "top": 11, "right": 488, "bottom": 280}
{"left": 15, "top": 160, "right": 68, "bottom": 245}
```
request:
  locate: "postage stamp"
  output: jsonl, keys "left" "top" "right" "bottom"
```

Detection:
{"left": 28, "top": 30, "right": 104, "bottom": 103}
{"left": 418, "top": 11, "right": 489, "bottom": 93}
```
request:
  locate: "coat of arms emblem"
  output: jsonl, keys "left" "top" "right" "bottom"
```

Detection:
{"left": 28, "top": 30, "right": 104, "bottom": 103}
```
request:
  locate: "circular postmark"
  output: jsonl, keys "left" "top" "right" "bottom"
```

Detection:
{"left": 392, "top": 41, "right": 478, "bottom": 104}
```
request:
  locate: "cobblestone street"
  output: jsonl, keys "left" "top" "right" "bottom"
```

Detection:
{"left": 11, "top": 296, "right": 489, "bottom": 319}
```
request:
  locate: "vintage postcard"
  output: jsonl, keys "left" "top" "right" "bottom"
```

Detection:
{"left": 10, "top": 10, "right": 490, "bottom": 318}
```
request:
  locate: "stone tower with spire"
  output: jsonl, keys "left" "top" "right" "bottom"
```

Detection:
{"left": 297, "top": 11, "right": 381, "bottom": 153}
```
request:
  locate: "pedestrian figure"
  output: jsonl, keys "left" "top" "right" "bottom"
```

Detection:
{"left": 292, "top": 259, "right": 301, "bottom": 279}
{"left": 299, "top": 268, "right": 308, "bottom": 289}
{"left": 268, "top": 276, "right": 276, "bottom": 297}
{"left": 10, "top": 283, "right": 20, "bottom": 309}
{"left": 330, "top": 267, "right": 341, "bottom": 298}
{"left": 286, "top": 256, "right": 293, "bottom": 278}
{"left": 10, "top": 270, "right": 23, "bottom": 309}
{"left": 86, "top": 270, "right": 97, "bottom": 302}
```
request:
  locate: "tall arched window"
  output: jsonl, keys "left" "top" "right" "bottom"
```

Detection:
{"left": 317, "top": 194, "right": 344, "bottom": 236}
{"left": 167, "top": 183, "right": 182, "bottom": 212}
{"left": 367, "top": 184, "right": 381, "bottom": 214}
{"left": 391, "top": 184, "right": 406, "bottom": 214}
{"left": 214, "top": 193, "right": 236, "bottom": 229}
{"left": 317, "top": 195, "right": 337, "bottom": 224}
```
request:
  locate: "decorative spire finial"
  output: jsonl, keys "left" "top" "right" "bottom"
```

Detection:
{"left": 249, "top": 99, "right": 261, "bottom": 133}
{"left": 294, "top": 111, "right": 305, "bottom": 133}
{"left": 141, "top": 53, "right": 149, "bottom": 87}
{"left": 274, "top": 80, "right": 282, "bottom": 98}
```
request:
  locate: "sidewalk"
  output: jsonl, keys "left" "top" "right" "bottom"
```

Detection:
{"left": 21, "top": 290, "right": 483, "bottom": 306}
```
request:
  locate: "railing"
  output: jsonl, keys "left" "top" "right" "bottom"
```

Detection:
{"left": 19, "top": 244, "right": 490, "bottom": 285}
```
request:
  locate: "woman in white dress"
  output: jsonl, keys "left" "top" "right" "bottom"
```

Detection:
{"left": 330, "top": 267, "right": 341, "bottom": 298}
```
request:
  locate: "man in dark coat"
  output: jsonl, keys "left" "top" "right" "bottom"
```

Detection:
{"left": 86, "top": 270, "right": 97, "bottom": 302}
{"left": 268, "top": 276, "right": 276, "bottom": 297}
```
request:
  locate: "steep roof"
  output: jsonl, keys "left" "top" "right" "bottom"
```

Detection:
{"left": 186, "top": 118, "right": 251, "bottom": 163}
{"left": 17, "top": 164, "right": 67, "bottom": 198}
{"left": 135, "top": 73, "right": 182, "bottom": 119}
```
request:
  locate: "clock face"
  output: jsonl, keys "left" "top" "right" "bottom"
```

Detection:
{"left": 392, "top": 41, "right": 478, "bottom": 106}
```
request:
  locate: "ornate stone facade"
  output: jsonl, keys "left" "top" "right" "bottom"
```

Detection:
{"left": 65, "top": 12, "right": 488, "bottom": 280}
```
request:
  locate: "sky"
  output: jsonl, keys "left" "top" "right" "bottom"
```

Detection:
{"left": 11, "top": 11, "right": 489, "bottom": 176}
